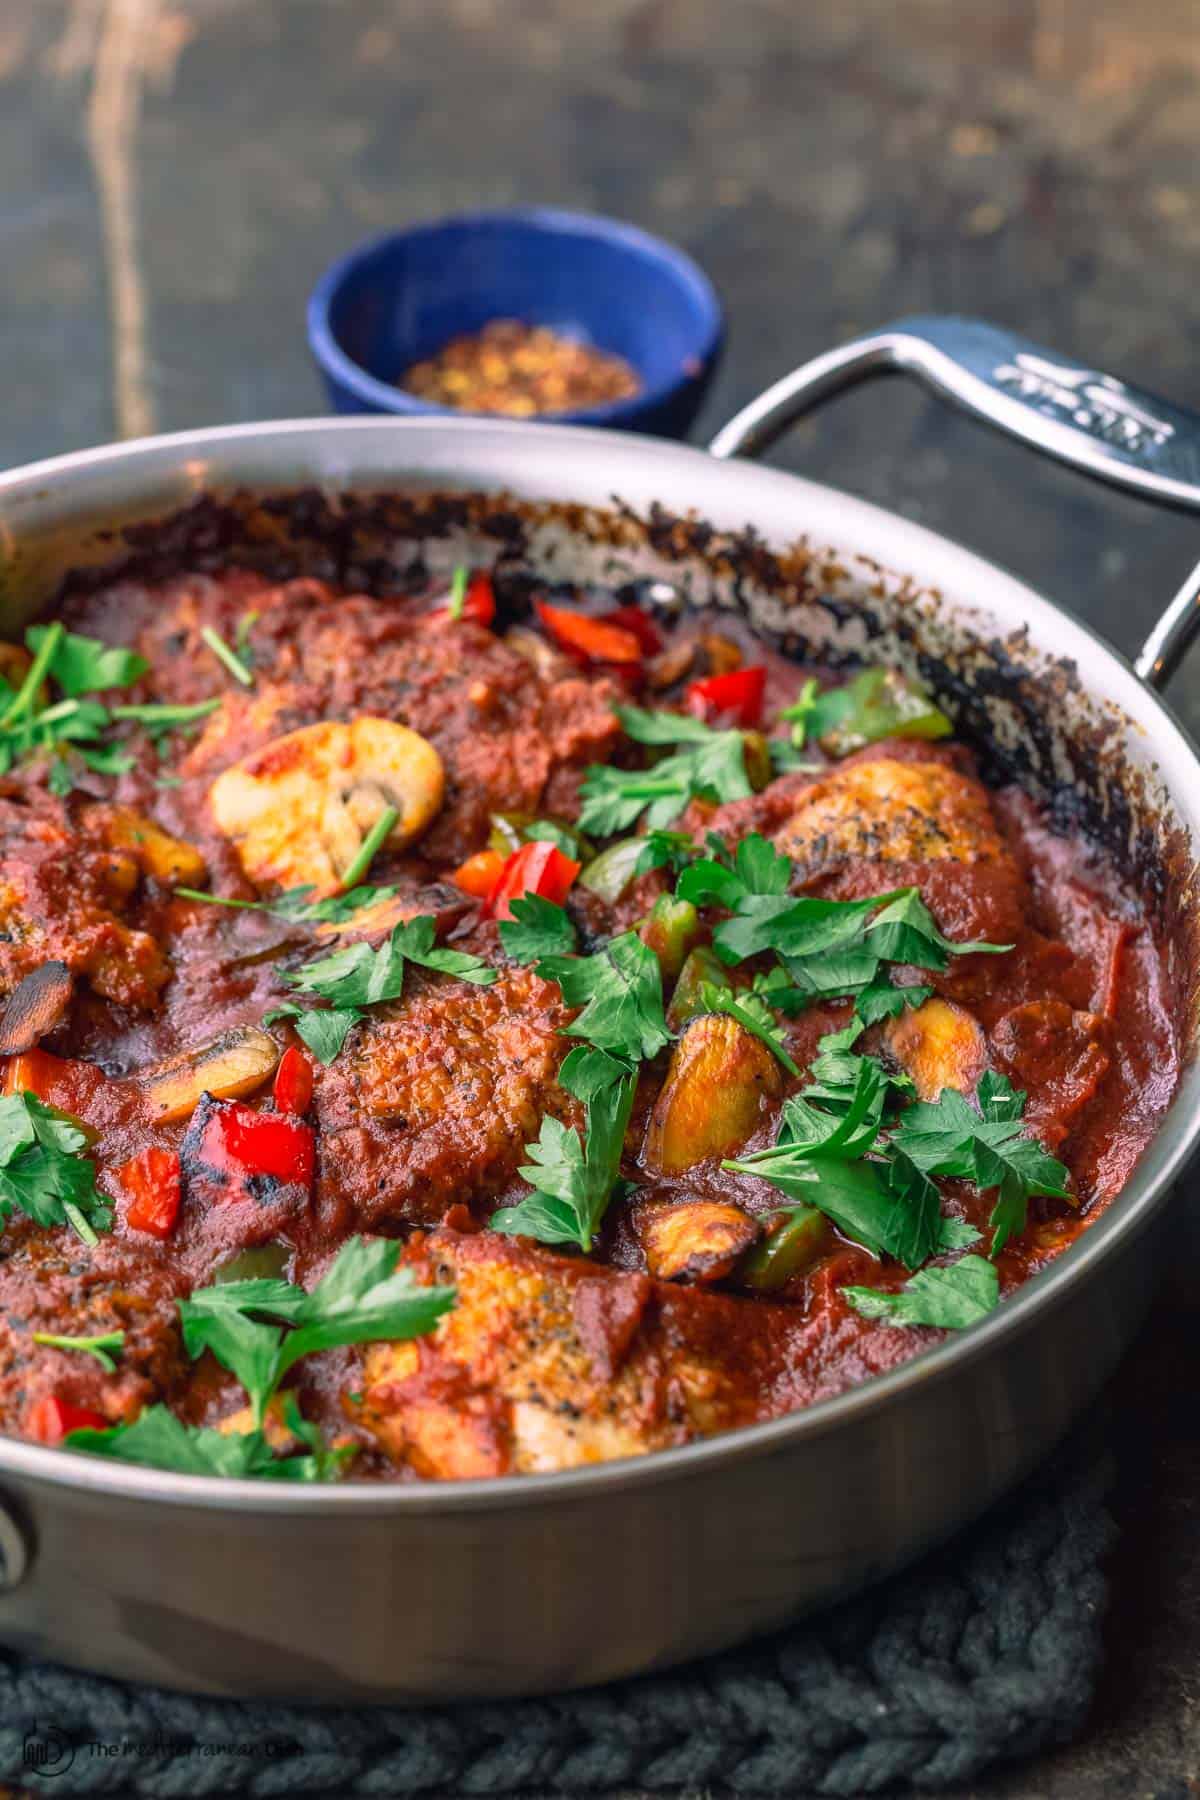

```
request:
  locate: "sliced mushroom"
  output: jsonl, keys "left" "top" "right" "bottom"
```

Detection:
{"left": 136, "top": 1025, "right": 280, "bottom": 1122}
{"left": 84, "top": 805, "right": 206, "bottom": 887}
{"left": 642, "top": 1014, "right": 783, "bottom": 1174}
{"left": 885, "top": 997, "right": 986, "bottom": 1100}
{"left": 503, "top": 625, "right": 571, "bottom": 681}
{"left": 0, "top": 961, "right": 73, "bottom": 1055}
{"left": 641, "top": 1201, "right": 760, "bottom": 1283}
{"left": 209, "top": 718, "right": 444, "bottom": 899}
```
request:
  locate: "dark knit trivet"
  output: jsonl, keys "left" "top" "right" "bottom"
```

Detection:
{"left": 0, "top": 1439, "right": 1114, "bottom": 1798}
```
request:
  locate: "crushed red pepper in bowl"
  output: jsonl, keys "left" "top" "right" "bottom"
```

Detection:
{"left": 399, "top": 319, "right": 642, "bottom": 417}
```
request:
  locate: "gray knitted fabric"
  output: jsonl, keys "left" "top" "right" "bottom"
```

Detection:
{"left": 0, "top": 1442, "right": 1114, "bottom": 1798}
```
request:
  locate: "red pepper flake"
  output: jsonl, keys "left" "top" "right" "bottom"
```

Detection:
{"left": 400, "top": 320, "right": 642, "bottom": 418}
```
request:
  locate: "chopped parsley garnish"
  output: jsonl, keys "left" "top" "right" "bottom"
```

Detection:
{"left": 498, "top": 893, "right": 578, "bottom": 962}
{"left": 447, "top": 564, "right": 469, "bottom": 622}
{"left": 235, "top": 610, "right": 260, "bottom": 665}
{"left": 337, "top": 805, "right": 398, "bottom": 892}
{"left": 496, "top": 927, "right": 669, "bottom": 1248}
{"left": 263, "top": 1003, "right": 360, "bottom": 1066}
{"left": 890, "top": 1071, "right": 1071, "bottom": 1256}
{"left": 266, "top": 914, "right": 496, "bottom": 1063}
{"left": 176, "top": 881, "right": 399, "bottom": 925}
{"left": 0, "top": 1093, "right": 111, "bottom": 1245}
{"left": 0, "top": 626, "right": 210, "bottom": 782}
{"left": 578, "top": 704, "right": 753, "bottom": 835}
{"left": 62, "top": 1403, "right": 350, "bottom": 1481}
{"left": 536, "top": 930, "right": 670, "bottom": 1062}
{"left": 25, "top": 623, "right": 149, "bottom": 699}
{"left": 694, "top": 981, "right": 800, "bottom": 1076}
{"left": 32, "top": 1328, "right": 124, "bottom": 1372}
{"left": 727, "top": 1038, "right": 1068, "bottom": 1278}
{"left": 200, "top": 624, "right": 254, "bottom": 688}
{"left": 492, "top": 1046, "right": 636, "bottom": 1251}
{"left": 110, "top": 698, "right": 221, "bottom": 736}
{"left": 842, "top": 1254, "right": 999, "bottom": 1328}
{"left": 178, "top": 1235, "right": 456, "bottom": 1427}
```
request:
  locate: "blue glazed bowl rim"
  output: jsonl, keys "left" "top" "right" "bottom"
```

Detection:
{"left": 306, "top": 206, "right": 725, "bottom": 428}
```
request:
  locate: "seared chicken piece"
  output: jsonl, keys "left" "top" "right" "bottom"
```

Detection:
{"left": 314, "top": 965, "right": 576, "bottom": 1230}
{"left": 0, "top": 819, "right": 169, "bottom": 1010}
{"left": 144, "top": 581, "right": 623, "bottom": 865}
{"left": 773, "top": 756, "right": 1008, "bottom": 879}
{"left": 356, "top": 1229, "right": 807, "bottom": 1477}
{"left": 209, "top": 717, "right": 445, "bottom": 898}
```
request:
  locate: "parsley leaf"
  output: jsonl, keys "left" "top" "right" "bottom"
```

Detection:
{"left": 282, "top": 934, "right": 407, "bottom": 1007}
{"left": 579, "top": 705, "right": 752, "bottom": 835}
{"left": 498, "top": 894, "right": 578, "bottom": 962}
{"left": 61, "top": 1404, "right": 340, "bottom": 1480}
{"left": 854, "top": 978, "right": 933, "bottom": 1026}
{"left": 390, "top": 916, "right": 496, "bottom": 985}
{"left": 492, "top": 1047, "right": 636, "bottom": 1250}
{"left": 866, "top": 889, "right": 1011, "bottom": 968}
{"left": 179, "top": 1236, "right": 455, "bottom": 1425}
{"left": 711, "top": 862, "right": 1008, "bottom": 979}
{"left": 677, "top": 831, "right": 792, "bottom": 910}
{"left": 0, "top": 1093, "right": 110, "bottom": 1244}
{"left": 282, "top": 918, "right": 494, "bottom": 1005}
{"left": 25, "top": 625, "right": 148, "bottom": 697}
{"left": 270, "top": 915, "right": 496, "bottom": 1063}
{"left": 178, "top": 882, "right": 400, "bottom": 925}
{"left": 842, "top": 1253, "right": 999, "bottom": 1328}
{"left": 536, "top": 930, "right": 670, "bottom": 1062}
{"left": 262, "top": 1003, "right": 359, "bottom": 1066}
{"left": 890, "top": 1071, "right": 1071, "bottom": 1257}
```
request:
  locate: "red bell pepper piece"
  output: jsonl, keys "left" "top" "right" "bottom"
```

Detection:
{"left": 602, "top": 605, "right": 663, "bottom": 656}
{"left": 535, "top": 601, "right": 643, "bottom": 665}
{"left": 434, "top": 573, "right": 496, "bottom": 627}
{"left": 118, "top": 1145, "right": 182, "bottom": 1239}
{"left": 452, "top": 848, "right": 507, "bottom": 899}
{"left": 194, "top": 1099, "right": 315, "bottom": 1189}
{"left": 685, "top": 664, "right": 767, "bottom": 727}
{"left": 488, "top": 840, "right": 581, "bottom": 922}
{"left": 273, "top": 1045, "right": 314, "bottom": 1116}
{"left": 27, "top": 1394, "right": 107, "bottom": 1445}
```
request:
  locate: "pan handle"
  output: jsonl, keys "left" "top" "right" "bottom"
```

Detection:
{"left": 708, "top": 316, "right": 1200, "bottom": 693}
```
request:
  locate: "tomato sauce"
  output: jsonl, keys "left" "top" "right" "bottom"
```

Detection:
{"left": 0, "top": 561, "right": 1181, "bottom": 1479}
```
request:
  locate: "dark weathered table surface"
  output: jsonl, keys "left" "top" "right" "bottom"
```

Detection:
{"left": 3, "top": 2, "right": 1200, "bottom": 1793}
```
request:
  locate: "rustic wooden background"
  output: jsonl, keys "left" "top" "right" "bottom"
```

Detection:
{"left": 2, "top": 3, "right": 1200, "bottom": 1794}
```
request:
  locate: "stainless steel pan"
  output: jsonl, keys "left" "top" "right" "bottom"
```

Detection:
{"left": 0, "top": 317, "right": 1198, "bottom": 1703}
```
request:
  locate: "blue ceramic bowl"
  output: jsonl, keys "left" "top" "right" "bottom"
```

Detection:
{"left": 307, "top": 208, "right": 724, "bottom": 438}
